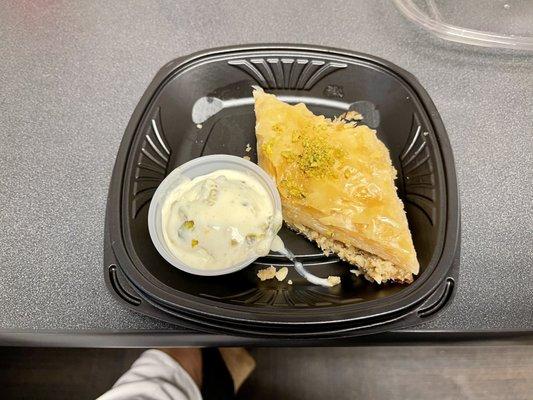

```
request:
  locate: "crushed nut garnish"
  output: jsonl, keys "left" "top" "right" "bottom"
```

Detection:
{"left": 272, "top": 123, "right": 283, "bottom": 134}
{"left": 183, "top": 220, "right": 195, "bottom": 230}
{"left": 281, "top": 150, "right": 295, "bottom": 160}
{"left": 296, "top": 133, "right": 344, "bottom": 178}
{"left": 261, "top": 140, "right": 274, "bottom": 157}
{"left": 280, "top": 178, "right": 305, "bottom": 199}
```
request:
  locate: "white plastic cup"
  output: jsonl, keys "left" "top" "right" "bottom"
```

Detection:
{"left": 148, "top": 154, "right": 282, "bottom": 276}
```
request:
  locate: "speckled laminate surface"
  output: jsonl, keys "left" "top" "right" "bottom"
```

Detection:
{"left": 0, "top": 0, "right": 531, "bottom": 339}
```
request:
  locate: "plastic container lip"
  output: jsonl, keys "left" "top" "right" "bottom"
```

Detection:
{"left": 103, "top": 44, "right": 461, "bottom": 332}
{"left": 393, "top": 0, "right": 533, "bottom": 51}
{"left": 147, "top": 154, "right": 282, "bottom": 276}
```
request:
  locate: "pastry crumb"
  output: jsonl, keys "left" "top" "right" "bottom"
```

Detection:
{"left": 275, "top": 267, "right": 288, "bottom": 281}
{"left": 257, "top": 266, "right": 276, "bottom": 281}
{"left": 350, "top": 269, "right": 362, "bottom": 277}
{"left": 243, "top": 155, "right": 251, "bottom": 161}
{"left": 336, "top": 110, "right": 363, "bottom": 123}
{"left": 196, "top": 124, "right": 203, "bottom": 129}
{"left": 287, "top": 222, "right": 414, "bottom": 284}
{"left": 327, "top": 275, "right": 341, "bottom": 287}
{"left": 245, "top": 143, "right": 252, "bottom": 152}
{"left": 288, "top": 279, "right": 293, "bottom": 285}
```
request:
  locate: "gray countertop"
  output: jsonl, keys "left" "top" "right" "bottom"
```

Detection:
{"left": 0, "top": 0, "right": 531, "bottom": 345}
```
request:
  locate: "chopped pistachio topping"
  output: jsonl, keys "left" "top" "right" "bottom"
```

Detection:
{"left": 296, "top": 133, "right": 345, "bottom": 178}
{"left": 280, "top": 178, "right": 305, "bottom": 199}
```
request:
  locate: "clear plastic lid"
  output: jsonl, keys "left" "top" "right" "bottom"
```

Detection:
{"left": 393, "top": 0, "right": 533, "bottom": 51}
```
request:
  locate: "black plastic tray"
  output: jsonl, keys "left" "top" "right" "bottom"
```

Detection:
{"left": 104, "top": 44, "right": 460, "bottom": 338}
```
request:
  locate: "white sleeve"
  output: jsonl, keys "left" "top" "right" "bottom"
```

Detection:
{"left": 97, "top": 349, "right": 202, "bottom": 400}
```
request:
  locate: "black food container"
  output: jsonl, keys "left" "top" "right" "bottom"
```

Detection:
{"left": 104, "top": 45, "right": 460, "bottom": 339}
